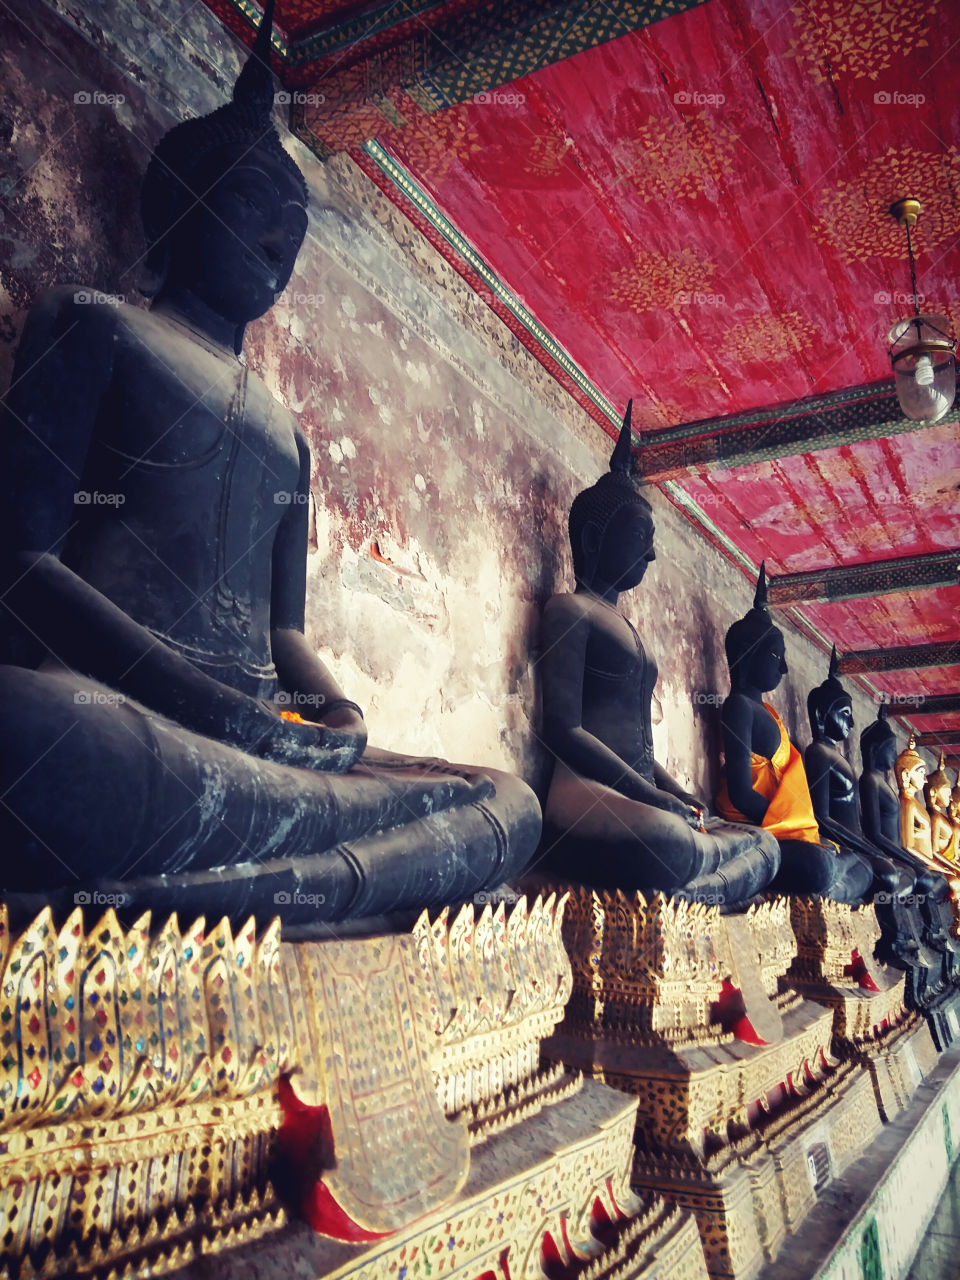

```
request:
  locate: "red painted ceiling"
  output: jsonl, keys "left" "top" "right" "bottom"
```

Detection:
{"left": 206, "top": 0, "right": 960, "bottom": 741}
{"left": 376, "top": 0, "right": 960, "bottom": 737}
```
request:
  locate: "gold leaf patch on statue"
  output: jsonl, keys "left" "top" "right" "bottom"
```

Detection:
{"left": 279, "top": 934, "right": 469, "bottom": 1238}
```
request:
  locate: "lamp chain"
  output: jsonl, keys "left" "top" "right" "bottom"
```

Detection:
{"left": 905, "top": 220, "right": 921, "bottom": 321}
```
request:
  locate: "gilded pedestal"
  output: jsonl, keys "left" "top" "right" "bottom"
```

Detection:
{"left": 786, "top": 897, "right": 940, "bottom": 1119}
{"left": 0, "top": 896, "right": 709, "bottom": 1280}
{"left": 539, "top": 888, "right": 884, "bottom": 1280}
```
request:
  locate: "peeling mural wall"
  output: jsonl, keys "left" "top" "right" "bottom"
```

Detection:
{"left": 0, "top": 0, "right": 881, "bottom": 810}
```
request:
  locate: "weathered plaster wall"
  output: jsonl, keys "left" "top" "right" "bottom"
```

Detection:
{"left": 0, "top": 0, "right": 879, "bottom": 808}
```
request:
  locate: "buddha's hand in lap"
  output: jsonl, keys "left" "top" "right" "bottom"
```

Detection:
{"left": 252, "top": 704, "right": 365, "bottom": 774}
{"left": 656, "top": 792, "right": 705, "bottom": 830}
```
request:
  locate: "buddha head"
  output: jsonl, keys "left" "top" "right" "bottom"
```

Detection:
{"left": 724, "top": 563, "right": 787, "bottom": 691}
{"left": 860, "top": 702, "right": 897, "bottom": 773}
{"left": 896, "top": 733, "right": 927, "bottom": 800}
{"left": 807, "top": 645, "right": 853, "bottom": 743}
{"left": 141, "top": 0, "right": 308, "bottom": 351}
{"left": 925, "top": 750, "right": 952, "bottom": 813}
{"left": 569, "top": 401, "right": 655, "bottom": 594}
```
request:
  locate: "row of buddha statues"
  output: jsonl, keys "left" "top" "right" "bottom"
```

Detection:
{"left": 0, "top": 7, "right": 956, "bottom": 990}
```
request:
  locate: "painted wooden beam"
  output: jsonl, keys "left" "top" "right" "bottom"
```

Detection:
{"left": 839, "top": 641, "right": 960, "bottom": 674}
{"left": 766, "top": 551, "right": 960, "bottom": 605}
{"left": 637, "top": 383, "right": 960, "bottom": 481}
{"left": 904, "top": 694, "right": 960, "bottom": 716}
{"left": 915, "top": 733, "right": 960, "bottom": 749}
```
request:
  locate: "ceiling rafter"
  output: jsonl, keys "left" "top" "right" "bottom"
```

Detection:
{"left": 636, "top": 385, "right": 960, "bottom": 482}
{"left": 767, "top": 551, "right": 960, "bottom": 606}
{"left": 916, "top": 733, "right": 960, "bottom": 750}
{"left": 839, "top": 641, "right": 960, "bottom": 674}
{"left": 904, "top": 694, "right": 960, "bottom": 717}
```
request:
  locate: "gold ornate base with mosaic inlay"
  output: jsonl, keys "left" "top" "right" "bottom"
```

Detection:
{"left": 786, "top": 897, "right": 940, "bottom": 1121}
{"left": 0, "top": 896, "right": 710, "bottom": 1280}
{"left": 536, "top": 888, "right": 885, "bottom": 1280}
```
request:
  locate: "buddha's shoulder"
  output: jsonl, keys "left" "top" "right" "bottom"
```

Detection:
{"left": 720, "top": 690, "right": 763, "bottom": 720}
{"left": 543, "top": 593, "right": 595, "bottom": 625}
{"left": 25, "top": 285, "right": 132, "bottom": 339}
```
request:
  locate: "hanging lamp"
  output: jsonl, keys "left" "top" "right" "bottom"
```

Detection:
{"left": 886, "top": 198, "right": 956, "bottom": 423}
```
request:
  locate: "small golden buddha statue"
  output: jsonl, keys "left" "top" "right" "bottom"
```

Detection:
{"left": 896, "top": 734, "right": 934, "bottom": 859}
{"left": 927, "top": 755, "right": 960, "bottom": 864}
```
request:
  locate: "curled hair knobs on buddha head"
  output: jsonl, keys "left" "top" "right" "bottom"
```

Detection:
{"left": 568, "top": 399, "right": 652, "bottom": 581}
{"left": 140, "top": 0, "right": 308, "bottom": 295}
{"left": 724, "top": 561, "right": 782, "bottom": 676}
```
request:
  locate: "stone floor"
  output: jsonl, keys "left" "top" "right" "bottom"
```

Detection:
{"left": 905, "top": 1155, "right": 960, "bottom": 1279}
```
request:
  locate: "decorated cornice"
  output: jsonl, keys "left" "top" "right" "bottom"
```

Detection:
{"left": 767, "top": 550, "right": 960, "bottom": 606}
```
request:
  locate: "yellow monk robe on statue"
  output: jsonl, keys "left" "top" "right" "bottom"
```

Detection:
{"left": 717, "top": 703, "right": 823, "bottom": 843}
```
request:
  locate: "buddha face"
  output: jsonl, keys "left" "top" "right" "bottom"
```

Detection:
{"left": 163, "top": 143, "right": 308, "bottom": 326}
{"left": 900, "top": 760, "right": 926, "bottom": 798}
{"left": 929, "top": 777, "right": 951, "bottom": 811}
{"left": 589, "top": 501, "right": 656, "bottom": 592}
{"left": 873, "top": 736, "right": 898, "bottom": 773}
{"left": 747, "top": 627, "right": 788, "bottom": 693}
{"left": 824, "top": 697, "right": 854, "bottom": 742}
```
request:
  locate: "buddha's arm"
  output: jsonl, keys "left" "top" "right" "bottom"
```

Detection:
{"left": 804, "top": 745, "right": 831, "bottom": 819}
{"left": 652, "top": 763, "right": 707, "bottom": 812}
{"left": 540, "top": 600, "right": 698, "bottom": 821}
{"left": 719, "top": 696, "right": 769, "bottom": 825}
{"left": 269, "top": 429, "right": 366, "bottom": 761}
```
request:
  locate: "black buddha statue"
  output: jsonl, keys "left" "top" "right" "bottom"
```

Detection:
{"left": 537, "top": 405, "right": 780, "bottom": 906}
{"left": 716, "top": 568, "right": 873, "bottom": 902}
{"left": 0, "top": 1, "right": 540, "bottom": 925}
{"left": 859, "top": 708, "right": 960, "bottom": 957}
{"left": 804, "top": 649, "right": 936, "bottom": 968}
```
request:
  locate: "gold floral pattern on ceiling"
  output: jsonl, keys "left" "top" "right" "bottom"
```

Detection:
{"left": 608, "top": 247, "right": 717, "bottom": 313}
{"left": 395, "top": 109, "right": 485, "bottom": 184}
{"left": 611, "top": 112, "right": 738, "bottom": 203}
{"left": 784, "top": 0, "right": 944, "bottom": 83}
{"left": 717, "top": 311, "right": 818, "bottom": 365}
{"left": 812, "top": 146, "right": 960, "bottom": 264}
{"left": 523, "top": 132, "right": 575, "bottom": 177}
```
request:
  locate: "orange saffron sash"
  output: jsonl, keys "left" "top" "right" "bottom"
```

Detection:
{"left": 717, "top": 703, "right": 822, "bottom": 844}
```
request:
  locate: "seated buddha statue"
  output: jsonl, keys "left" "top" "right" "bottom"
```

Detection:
{"left": 803, "top": 650, "right": 934, "bottom": 966}
{"left": 538, "top": 405, "right": 780, "bottom": 906}
{"left": 716, "top": 568, "right": 873, "bottom": 902}
{"left": 0, "top": 5, "right": 540, "bottom": 924}
{"left": 926, "top": 751, "right": 960, "bottom": 864}
{"left": 898, "top": 736, "right": 936, "bottom": 860}
{"left": 952, "top": 770, "right": 960, "bottom": 837}
{"left": 859, "top": 708, "right": 959, "bottom": 955}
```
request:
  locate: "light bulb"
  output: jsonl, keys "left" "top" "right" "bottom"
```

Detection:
{"left": 914, "top": 354, "right": 935, "bottom": 386}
